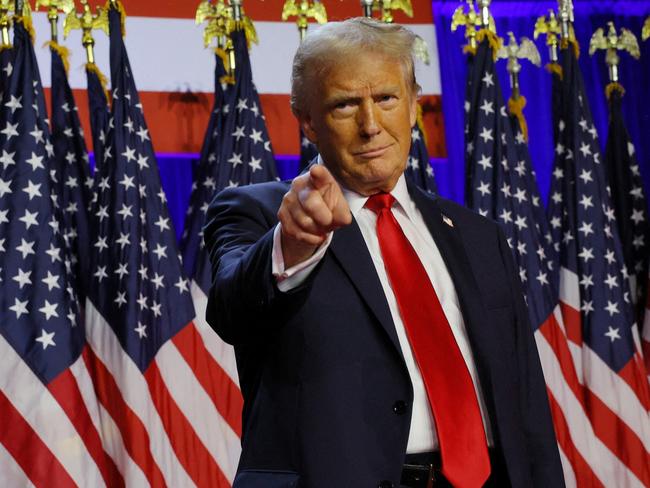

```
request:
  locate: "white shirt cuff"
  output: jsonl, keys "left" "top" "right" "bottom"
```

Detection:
{"left": 271, "top": 224, "right": 333, "bottom": 292}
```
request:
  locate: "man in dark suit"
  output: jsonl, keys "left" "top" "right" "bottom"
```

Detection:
{"left": 204, "top": 17, "right": 564, "bottom": 488}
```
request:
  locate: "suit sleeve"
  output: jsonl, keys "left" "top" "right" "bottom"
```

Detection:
{"left": 203, "top": 186, "right": 314, "bottom": 345}
{"left": 496, "top": 226, "right": 566, "bottom": 487}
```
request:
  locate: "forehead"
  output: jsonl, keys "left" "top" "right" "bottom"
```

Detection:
{"left": 320, "top": 52, "right": 409, "bottom": 95}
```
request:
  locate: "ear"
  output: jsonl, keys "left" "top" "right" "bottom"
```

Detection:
{"left": 408, "top": 93, "right": 418, "bottom": 128}
{"left": 299, "top": 114, "right": 318, "bottom": 145}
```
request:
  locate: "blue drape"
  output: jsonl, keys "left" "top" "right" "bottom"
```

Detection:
{"left": 434, "top": 0, "right": 650, "bottom": 205}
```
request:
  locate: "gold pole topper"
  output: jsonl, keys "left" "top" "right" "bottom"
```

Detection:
{"left": 63, "top": 0, "right": 108, "bottom": 65}
{"left": 281, "top": 0, "right": 327, "bottom": 42}
{"left": 497, "top": 32, "right": 541, "bottom": 99}
{"left": 35, "top": 0, "right": 73, "bottom": 42}
{"left": 451, "top": 0, "right": 495, "bottom": 54}
{"left": 377, "top": 0, "right": 413, "bottom": 24}
{"left": 0, "top": 0, "right": 14, "bottom": 46}
{"left": 534, "top": 10, "right": 560, "bottom": 63}
{"left": 589, "top": 21, "right": 639, "bottom": 85}
{"left": 196, "top": 0, "right": 258, "bottom": 83}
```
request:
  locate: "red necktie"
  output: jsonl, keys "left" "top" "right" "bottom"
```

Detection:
{"left": 365, "top": 193, "right": 490, "bottom": 488}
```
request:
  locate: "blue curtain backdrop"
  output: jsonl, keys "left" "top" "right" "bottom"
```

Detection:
{"left": 151, "top": 0, "right": 650, "bottom": 242}
{"left": 433, "top": 0, "right": 650, "bottom": 205}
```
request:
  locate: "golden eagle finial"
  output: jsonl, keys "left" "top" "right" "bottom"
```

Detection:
{"left": 281, "top": 0, "right": 327, "bottom": 41}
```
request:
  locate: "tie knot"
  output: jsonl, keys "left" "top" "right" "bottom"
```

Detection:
{"left": 364, "top": 192, "right": 395, "bottom": 215}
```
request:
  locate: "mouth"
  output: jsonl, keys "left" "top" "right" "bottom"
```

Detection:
{"left": 353, "top": 144, "right": 392, "bottom": 159}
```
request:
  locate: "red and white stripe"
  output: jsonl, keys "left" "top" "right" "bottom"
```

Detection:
{"left": 30, "top": 0, "right": 445, "bottom": 157}
{"left": 83, "top": 298, "right": 243, "bottom": 487}
{"left": 0, "top": 333, "right": 119, "bottom": 488}
{"left": 642, "top": 273, "right": 650, "bottom": 381}
{"left": 547, "top": 266, "right": 650, "bottom": 487}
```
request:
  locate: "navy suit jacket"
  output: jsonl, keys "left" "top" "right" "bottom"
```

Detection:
{"left": 204, "top": 177, "right": 564, "bottom": 488}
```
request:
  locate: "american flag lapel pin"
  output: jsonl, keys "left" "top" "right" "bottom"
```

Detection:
{"left": 442, "top": 215, "right": 454, "bottom": 227}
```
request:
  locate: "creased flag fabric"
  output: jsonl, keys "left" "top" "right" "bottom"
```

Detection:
{"left": 216, "top": 29, "right": 278, "bottom": 190}
{"left": 603, "top": 87, "right": 649, "bottom": 349}
{"left": 179, "top": 50, "right": 244, "bottom": 484}
{"left": 85, "top": 64, "right": 109, "bottom": 173}
{"left": 0, "top": 45, "right": 13, "bottom": 103}
{"left": 83, "top": 4, "right": 240, "bottom": 486}
{"left": 406, "top": 119, "right": 437, "bottom": 194}
{"left": 464, "top": 35, "right": 603, "bottom": 486}
{"left": 547, "top": 41, "right": 650, "bottom": 487}
{"left": 0, "top": 19, "right": 121, "bottom": 487}
{"left": 49, "top": 43, "right": 93, "bottom": 301}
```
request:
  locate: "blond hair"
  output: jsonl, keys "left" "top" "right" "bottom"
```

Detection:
{"left": 290, "top": 17, "right": 420, "bottom": 116}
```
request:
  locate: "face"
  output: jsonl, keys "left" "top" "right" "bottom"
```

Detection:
{"left": 298, "top": 52, "right": 417, "bottom": 196}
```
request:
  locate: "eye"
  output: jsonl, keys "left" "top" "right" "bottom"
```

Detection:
{"left": 378, "top": 94, "right": 397, "bottom": 106}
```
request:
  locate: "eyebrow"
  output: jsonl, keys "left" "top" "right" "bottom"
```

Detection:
{"left": 326, "top": 85, "right": 401, "bottom": 107}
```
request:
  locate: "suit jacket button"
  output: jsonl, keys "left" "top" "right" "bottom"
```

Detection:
{"left": 393, "top": 400, "right": 407, "bottom": 415}
{"left": 378, "top": 481, "right": 394, "bottom": 488}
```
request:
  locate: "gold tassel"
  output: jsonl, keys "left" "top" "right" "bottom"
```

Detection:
{"left": 508, "top": 95, "right": 528, "bottom": 143}
{"left": 476, "top": 29, "right": 502, "bottom": 60}
{"left": 462, "top": 44, "right": 477, "bottom": 57}
{"left": 605, "top": 82, "right": 625, "bottom": 100}
{"left": 14, "top": 16, "right": 36, "bottom": 43}
{"left": 219, "top": 74, "right": 236, "bottom": 85}
{"left": 0, "top": 43, "right": 11, "bottom": 52}
{"left": 106, "top": 0, "right": 127, "bottom": 37}
{"left": 214, "top": 47, "right": 228, "bottom": 69}
{"left": 560, "top": 37, "right": 580, "bottom": 59}
{"left": 85, "top": 62, "right": 110, "bottom": 102}
{"left": 44, "top": 40, "right": 70, "bottom": 74}
{"left": 545, "top": 62, "right": 563, "bottom": 80}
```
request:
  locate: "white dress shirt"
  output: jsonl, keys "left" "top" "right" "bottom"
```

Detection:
{"left": 271, "top": 174, "right": 493, "bottom": 453}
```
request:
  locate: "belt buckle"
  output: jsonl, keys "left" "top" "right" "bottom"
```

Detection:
{"left": 402, "top": 463, "right": 436, "bottom": 488}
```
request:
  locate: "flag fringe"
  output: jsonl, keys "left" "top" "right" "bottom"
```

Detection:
{"left": 605, "top": 82, "right": 625, "bottom": 100}
{"left": 0, "top": 43, "right": 11, "bottom": 52}
{"left": 14, "top": 16, "right": 36, "bottom": 43}
{"left": 45, "top": 41, "right": 71, "bottom": 75}
{"left": 560, "top": 38, "right": 580, "bottom": 59}
{"left": 476, "top": 29, "right": 502, "bottom": 60}
{"left": 463, "top": 44, "right": 477, "bottom": 57}
{"left": 86, "top": 62, "right": 111, "bottom": 102}
{"left": 546, "top": 62, "right": 563, "bottom": 80}
{"left": 106, "top": 0, "right": 127, "bottom": 37}
{"left": 508, "top": 95, "right": 528, "bottom": 143}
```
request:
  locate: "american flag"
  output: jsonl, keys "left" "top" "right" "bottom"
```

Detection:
{"left": 85, "top": 63, "right": 109, "bottom": 174}
{"left": 0, "top": 19, "right": 121, "bottom": 486}
{"left": 405, "top": 117, "right": 437, "bottom": 194}
{"left": 602, "top": 86, "right": 650, "bottom": 375}
{"left": 179, "top": 49, "right": 244, "bottom": 485}
{"left": 83, "top": 4, "right": 240, "bottom": 486}
{"left": 547, "top": 41, "right": 650, "bottom": 486}
{"left": 49, "top": 42, "right": 93, "bottom": 302}
{"left": 464, "top": 35, "right": 602, "bottom": 486}
{"left": 215, "top": 29, "right": 278, "bottom": 189}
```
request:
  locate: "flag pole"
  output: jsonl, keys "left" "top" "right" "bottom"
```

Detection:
{"left": 0, "top": 1, "right": 11, "bottom": 46}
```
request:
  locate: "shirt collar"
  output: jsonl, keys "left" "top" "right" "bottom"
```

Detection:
{"left": 316, "top": 155, "right": 415, "bottom": 222}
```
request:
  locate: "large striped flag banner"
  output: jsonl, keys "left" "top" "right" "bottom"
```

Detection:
{"left": 547, "top": 33, "right": 650, "bottom": 486}
{"left": 0, "top": 16, "right": 121, "bottom": 486}
{"left": 83, "top": 3, "right": 239, "bottom": 485}
{"left": 30, "top": 0, "right": 443, "bottom": 162}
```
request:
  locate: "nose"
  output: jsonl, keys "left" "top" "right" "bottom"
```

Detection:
{"left": 357, "top": 100, "right": 381, "bottom": 138}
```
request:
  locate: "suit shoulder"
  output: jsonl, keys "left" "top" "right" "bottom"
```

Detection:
{"left": 213, "top": 179, "right": 290, "bottom": 207}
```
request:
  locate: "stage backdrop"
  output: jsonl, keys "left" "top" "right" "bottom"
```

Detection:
{"left": 31, "top": 0, "right": 650, "bottom": 239}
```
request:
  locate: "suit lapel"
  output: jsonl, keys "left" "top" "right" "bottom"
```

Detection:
{"left": 329, "top": 220, "right": 404, "bottom": 360}
{"left": 407, "top": 182, "right": 500, "bottom": 425}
